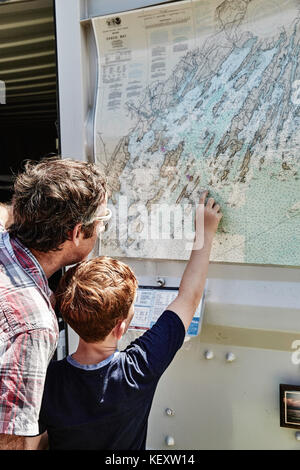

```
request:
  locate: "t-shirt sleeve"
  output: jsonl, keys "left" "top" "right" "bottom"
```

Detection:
{"left": 124, "top": 310, "right": 185, "bottom": 378}
{"left": 0, "top": 328, "right": 57, "bottom": 436}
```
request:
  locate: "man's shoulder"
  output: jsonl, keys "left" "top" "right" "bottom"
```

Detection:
{"left": 0, "top": 248, "right": 57, "bottom": 338}
{"left": 0, "top": 283, "right": 57, "bottom": 339}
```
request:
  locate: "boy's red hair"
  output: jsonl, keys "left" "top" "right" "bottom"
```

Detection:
{"left": 56, "top": 256, "right": 138, "bottom": 342}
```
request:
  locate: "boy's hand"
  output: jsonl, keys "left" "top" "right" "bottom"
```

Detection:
{"left": 198, "top": 190, "right": 222, "bottom": 240}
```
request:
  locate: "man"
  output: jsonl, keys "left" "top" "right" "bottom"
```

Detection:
{"left": 0, "top": 157, "right": 108, "bottom": 450}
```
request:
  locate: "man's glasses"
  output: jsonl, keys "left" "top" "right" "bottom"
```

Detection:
{"left": 93, "top": 208, "right": 112, "bottom": 234}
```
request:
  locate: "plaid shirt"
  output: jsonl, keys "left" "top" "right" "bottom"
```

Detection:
{"left": 0, "top": 222, "right": 59, "bottom": 436}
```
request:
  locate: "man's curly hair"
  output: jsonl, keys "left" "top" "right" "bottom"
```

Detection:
{"left": 9, "top": 157, "right": 107, "bottom": 252}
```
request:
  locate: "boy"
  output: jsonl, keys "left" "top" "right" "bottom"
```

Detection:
{"left": 37, "top": 191, "right": 222, "bottom": 450}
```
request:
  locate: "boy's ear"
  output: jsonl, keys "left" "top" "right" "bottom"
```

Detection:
{"left": 113, "top": 320, "right": 126, "bottom": 340}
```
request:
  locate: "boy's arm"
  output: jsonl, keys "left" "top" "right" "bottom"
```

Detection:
{"left": 167, "top": 191, "right": 222, "bottom": 331}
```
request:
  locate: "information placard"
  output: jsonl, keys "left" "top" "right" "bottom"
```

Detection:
{"left": 130, "top": 286, "right": 205, "bottom": 337}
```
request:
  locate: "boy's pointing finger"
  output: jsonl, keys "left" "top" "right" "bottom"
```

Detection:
{"left": 207, "top": 197, "right": 215, "bottom": 208}
{"left": 199, "top": 190, "right": 208, "bottom": 204}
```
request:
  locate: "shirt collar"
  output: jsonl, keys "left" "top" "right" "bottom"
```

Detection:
{"left": 66, "top": 351, "right": 120, "bottom": 370}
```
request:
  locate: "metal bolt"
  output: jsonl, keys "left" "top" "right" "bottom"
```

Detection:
{"left": 157, "top": 277, "right": 165, "bottom": 287}
{"left": 204, "top": 350, "right": 214, "bottom": 360}
{"left": 165, "top": 408, "right": 175, "bottom": 417}
{"left": 165, "top": 436, "right": 175, "bottom": 446}
{"left": 225, "top": 352, "right": 236, "bottom": 362}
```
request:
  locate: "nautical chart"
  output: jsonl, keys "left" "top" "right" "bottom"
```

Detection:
{"left": 92, "top": 0, "right": 300, "bottom": 265}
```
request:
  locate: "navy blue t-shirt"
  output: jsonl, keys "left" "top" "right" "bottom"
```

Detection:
{"left": 38, "top": 310, "right": 185, "bottom": 450}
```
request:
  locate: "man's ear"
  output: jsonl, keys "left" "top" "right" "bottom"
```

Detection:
{"left": 70, "top": 223, "right": 82, "bottom": 246}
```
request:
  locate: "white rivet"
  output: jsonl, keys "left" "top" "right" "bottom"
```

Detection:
{"left": 157, "top": 277, "right": 165, "bottom": 287}
{"left": 165, "top": 408, "right": 175, "bottom": 416}
{"left": 165, "top": 436, "right": 175, "bottom": 446}
{"left": 225, "top": 352, "right": 236, "bottom": 362}
{"left": 295, "top": 432, "right": 300, "bottom": 441}
{"left": 204, "top": 350, "right": 214, "bottom": 360}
